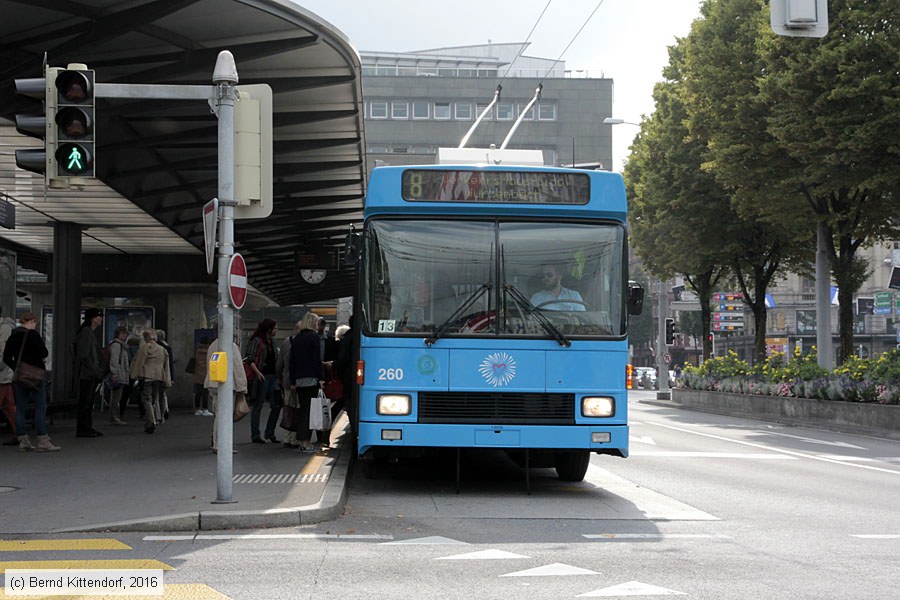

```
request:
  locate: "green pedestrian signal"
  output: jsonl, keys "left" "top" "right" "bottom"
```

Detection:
{"left": 55, "top": 142, "right": 93, "bottom": 175}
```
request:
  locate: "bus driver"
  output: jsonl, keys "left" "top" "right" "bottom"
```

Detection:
{"left": 530, "top": 264, "right": 585, "bottom": 311}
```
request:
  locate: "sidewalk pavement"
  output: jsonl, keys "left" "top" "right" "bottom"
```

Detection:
{"left": 0, "top": 407, "right": 352, "bottom": 534}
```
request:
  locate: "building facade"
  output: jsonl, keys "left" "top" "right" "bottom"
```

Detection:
{"left": 360, "top": 43, "right": 613, "bottom": 170}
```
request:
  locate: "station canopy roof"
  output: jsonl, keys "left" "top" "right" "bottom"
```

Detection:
{"left": 0, "top": 0, "right": 366, "bottom": 305}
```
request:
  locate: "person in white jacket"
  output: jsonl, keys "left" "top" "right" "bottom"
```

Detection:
{"left": 205, "top": 335, "right": 248, "bottom": 453}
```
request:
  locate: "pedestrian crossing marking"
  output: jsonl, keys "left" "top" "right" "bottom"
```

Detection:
{"left": 300, "top": 454, "right": 327, "bottom": 475}
{"left": 501, "top": 563, "right": 599, "bottom": 577}
{"left": 0, "top": 539, "right": 131, "bottom": 552}
{"left": 381, "top": 536, "right": 468, "bottom": 545}
{"left": 0, "top": 560, "right": 173, "bottom": 573}
{"left": 0, "top": 583, "right": 229, "bottom": 599}
{"left": 577, "top": 580, "right": 686, "bottom": 596}
{"left": 436, "top": 549, "right": 529, "bottom": 560}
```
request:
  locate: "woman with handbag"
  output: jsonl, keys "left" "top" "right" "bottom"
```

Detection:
{"left": 288, "top": 311, "right": 324, "bottom": 454}
{"left": 245, "top": 318, "right": 282, "bottom": 444}
{"left": 1, "top": 311, "right": 59, "bottom": 452}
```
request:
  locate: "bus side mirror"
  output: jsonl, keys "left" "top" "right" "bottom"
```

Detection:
{"left": 343, "top": 232, "right": 361, "bottom": 266}
{"left": 627, "top": 282, "right": 644, "bottom": 315}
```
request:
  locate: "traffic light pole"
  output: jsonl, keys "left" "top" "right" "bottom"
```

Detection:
{"left": 212, "top": 51, "right": 238, "bottom": 504}
{"left": 657, "top": 279, "right": 670, "bottom": 399}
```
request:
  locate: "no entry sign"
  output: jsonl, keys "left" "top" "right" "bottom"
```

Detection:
{"left": 228, "top": 253, "right": 248, "bottom": 309}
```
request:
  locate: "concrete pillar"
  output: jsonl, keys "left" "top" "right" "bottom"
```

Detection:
{"left": 51, "top": 222, "right": 83, "bottom": 406}
{"left": 167, "top": 292, "right": 204, "bottom": 409}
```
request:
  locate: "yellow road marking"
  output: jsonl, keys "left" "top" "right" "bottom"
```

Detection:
{"left": 0, "top": 560, "right": 172, "bottom": 573}
{"left": 0, "top": 583, "right": 230, "bottom": 599}
{"left": 300, "top": 454, "right": 325, "bottom": 475}
{"left": 0, "top": 539, "right": 131, "bottom": 552}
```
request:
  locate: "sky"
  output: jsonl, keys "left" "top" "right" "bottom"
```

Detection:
{"left": 297, "top": 0, "right": 705, "bottom": 171}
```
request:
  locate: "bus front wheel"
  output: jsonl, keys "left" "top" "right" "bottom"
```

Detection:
{"left": 555, "top": 450, "right": 590, "bottom": 482}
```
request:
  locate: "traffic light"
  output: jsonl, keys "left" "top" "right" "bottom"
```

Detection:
{"left": 53, "top": 65, "right": 95, "bottom": 179}
{"left": 13, "top": 67, "right": 57, "bottom": 181}
{"left": 665, "top": 318, "right": 676, "bottom": 345}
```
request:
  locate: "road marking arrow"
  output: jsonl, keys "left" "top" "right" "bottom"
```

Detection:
{"left": 501, "top": 563, "right": 599, "bottom": 577}
{"left": 577, "top": 580, "right": 686, "bottom": 596}
{"left": 436, "top": 549, "right": 528, "bottom": 560}
{"left": 629, "top": 435, "right": 656, "bottom": 445}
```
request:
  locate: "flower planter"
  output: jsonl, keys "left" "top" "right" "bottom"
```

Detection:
{"left": 669, "top": 389, "right": 900, "bottom": 441}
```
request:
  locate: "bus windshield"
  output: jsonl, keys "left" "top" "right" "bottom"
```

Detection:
{"left": 363, "top": 219, "right": 626, "bottom": 338}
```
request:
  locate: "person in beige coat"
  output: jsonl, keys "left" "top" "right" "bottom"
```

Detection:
{"left": 204, "top": 336, "right": 248, "bottom": 453}
{"left": 129, "top": 329, "right": 171, "bottom": 434}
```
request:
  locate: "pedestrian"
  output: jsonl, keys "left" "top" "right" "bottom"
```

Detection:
{"left": 129, "top": 329, "right": 171, "bottom": 434}
{"left": 156, "top": 330, "right": 175, "bottom": 422}
{"left": 0, "top": 306, "right": 18, "bottom": 446}
{"left": 104, "top": 326, "right": 130, "bottom": 425}
{"left": 275, "top": 321, "right": 303, "bottom": 448}
{"left": 316, "top": 316, "right": 328, "bottom": 362}
{"left": 334, "top": 315, "right": 356, "bottom": 434}
{"left": 2, "top": 311, "right": 59, "bottom": 452}
{"left": 244, "top": 318, "right": 281, "bottom": 444}
{"left": 73, "top": 307, "right": 105, "bottom": 438}
{"left": 193, "top": 336, "right": 213, "bottom": 416}
{"left": 205, "top": 334, "right": 248, "bottom": 454}
{"left": 289, "top": 312, "right": 324, "bottom": 453}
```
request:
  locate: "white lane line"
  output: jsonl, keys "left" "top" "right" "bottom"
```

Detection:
{"left": 762, "top": 431, "right": 865, "bottom": 449}
{"left": 583, "top": 533, "right": 731, "bottom": 540}
{"left": 646, "top": 421, "right": 900, "bottom": 475}
{"left": 850, "top": 534, "right": 900, "bottom": 539}
{"left": 144, "top": 533, "right": 393, "bottom": 541}
{"left": 381, "top": 536, "right": 468, "bottom": 545}
{"left": 630, "top": 451, "right": 795, "bottom": 459}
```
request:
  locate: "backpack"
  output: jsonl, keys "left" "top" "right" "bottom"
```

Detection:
{"left": 100, "top": 344, "right": 112, "bottom": 377}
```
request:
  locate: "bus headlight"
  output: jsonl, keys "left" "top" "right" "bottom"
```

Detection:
{"left": 377, "top": 394, "right": 411, "bottom": 416}
{"left": 582, "top": 396, "right": 615, "bottom": 418}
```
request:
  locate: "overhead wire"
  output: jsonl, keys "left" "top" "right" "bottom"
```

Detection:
{"left": 499, "top": 0, "right": 554, "bottom": 85}
{"left": 540, "top": 0, "right": 607, "bottom": 83}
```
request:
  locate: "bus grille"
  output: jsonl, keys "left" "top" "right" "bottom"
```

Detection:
{"left": 417, "top": 392, "right": 575, "bottom": 425}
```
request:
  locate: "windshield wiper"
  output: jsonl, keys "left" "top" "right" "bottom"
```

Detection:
{"left": 425, "top": 283, "right": 492, "bottom": 346}
{"left": 504, "top": 284, "right": 571, "bottom": 347}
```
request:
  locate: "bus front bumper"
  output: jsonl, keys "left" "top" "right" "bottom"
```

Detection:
{"left": 357, "top": 423, "right": 628, "bottom": 457}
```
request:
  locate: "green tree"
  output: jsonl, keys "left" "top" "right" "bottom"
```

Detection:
{"left": 759, "top": 0, "right": 900, "bottom": 363}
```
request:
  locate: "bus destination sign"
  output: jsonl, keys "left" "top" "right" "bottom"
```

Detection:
{"left": 401, "top": 169, "right": 589, "bottom": 204}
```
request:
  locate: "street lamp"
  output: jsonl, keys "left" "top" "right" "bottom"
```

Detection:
{"left": 603, "top": 117, "right": 641, "bottom": 126}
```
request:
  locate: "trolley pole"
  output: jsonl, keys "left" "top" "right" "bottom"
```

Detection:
{"left": 213, "top": 51, "right": 238, "bottom": 504}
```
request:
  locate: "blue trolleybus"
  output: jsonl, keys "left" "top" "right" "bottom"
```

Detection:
{"left": 354, "top": 153, "right": 643, "bottom": 482}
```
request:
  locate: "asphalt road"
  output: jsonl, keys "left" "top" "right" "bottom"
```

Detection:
{"left": 3, "top": 390, "right": 899, "bottom": 599}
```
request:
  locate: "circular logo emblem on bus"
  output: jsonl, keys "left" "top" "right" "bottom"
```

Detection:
{"left": 479, "top": 352, "right": 517, "bottom": 387}
{"left": 417, "top": 355, "right": 437, "bottom": 375}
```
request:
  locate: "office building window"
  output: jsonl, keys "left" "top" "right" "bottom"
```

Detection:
{"left": 398, "top": 66, "right": 417, "bottom": 76}
{"left": 475, "top": 104, "right": 492, "bottom": 121}
{"left": 518, "top": 103, "right": 535, "bottom": 120}
{"left": 457, "top": 68, "right": 475, "bottom": 77}
{"left": 412, "top": 100, "right": 430, "bottom": 119}
{"left": 370, "top": 101, "right": 388, "bottom": 119}
{"left": 497, "top": 102, "right": 514, "bottom": 121}
{"left": 538, "top": 103, "right": 557, "bottom": 121}
{"left": 375, "top": 65, "right": 396, "bottom": 76}
{"left": 392, "top": 101, "right": 409, "bottom": 119}
{"left": 455, "top": 102, "right": 473, "bottom": 120}
{"left": 434, "top": 101, "right": 451, "bottom": 120}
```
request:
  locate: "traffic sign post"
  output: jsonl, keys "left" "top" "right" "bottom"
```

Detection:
{"left": 228, "top": 253, "right": 247, "bottom": 310}
{"left": 203, "top": 198, "right": 218, "bottom": 275}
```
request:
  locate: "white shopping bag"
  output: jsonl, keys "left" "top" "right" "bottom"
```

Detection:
{"left": 309, "top": 389, "right": 329, "bottom": 431}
